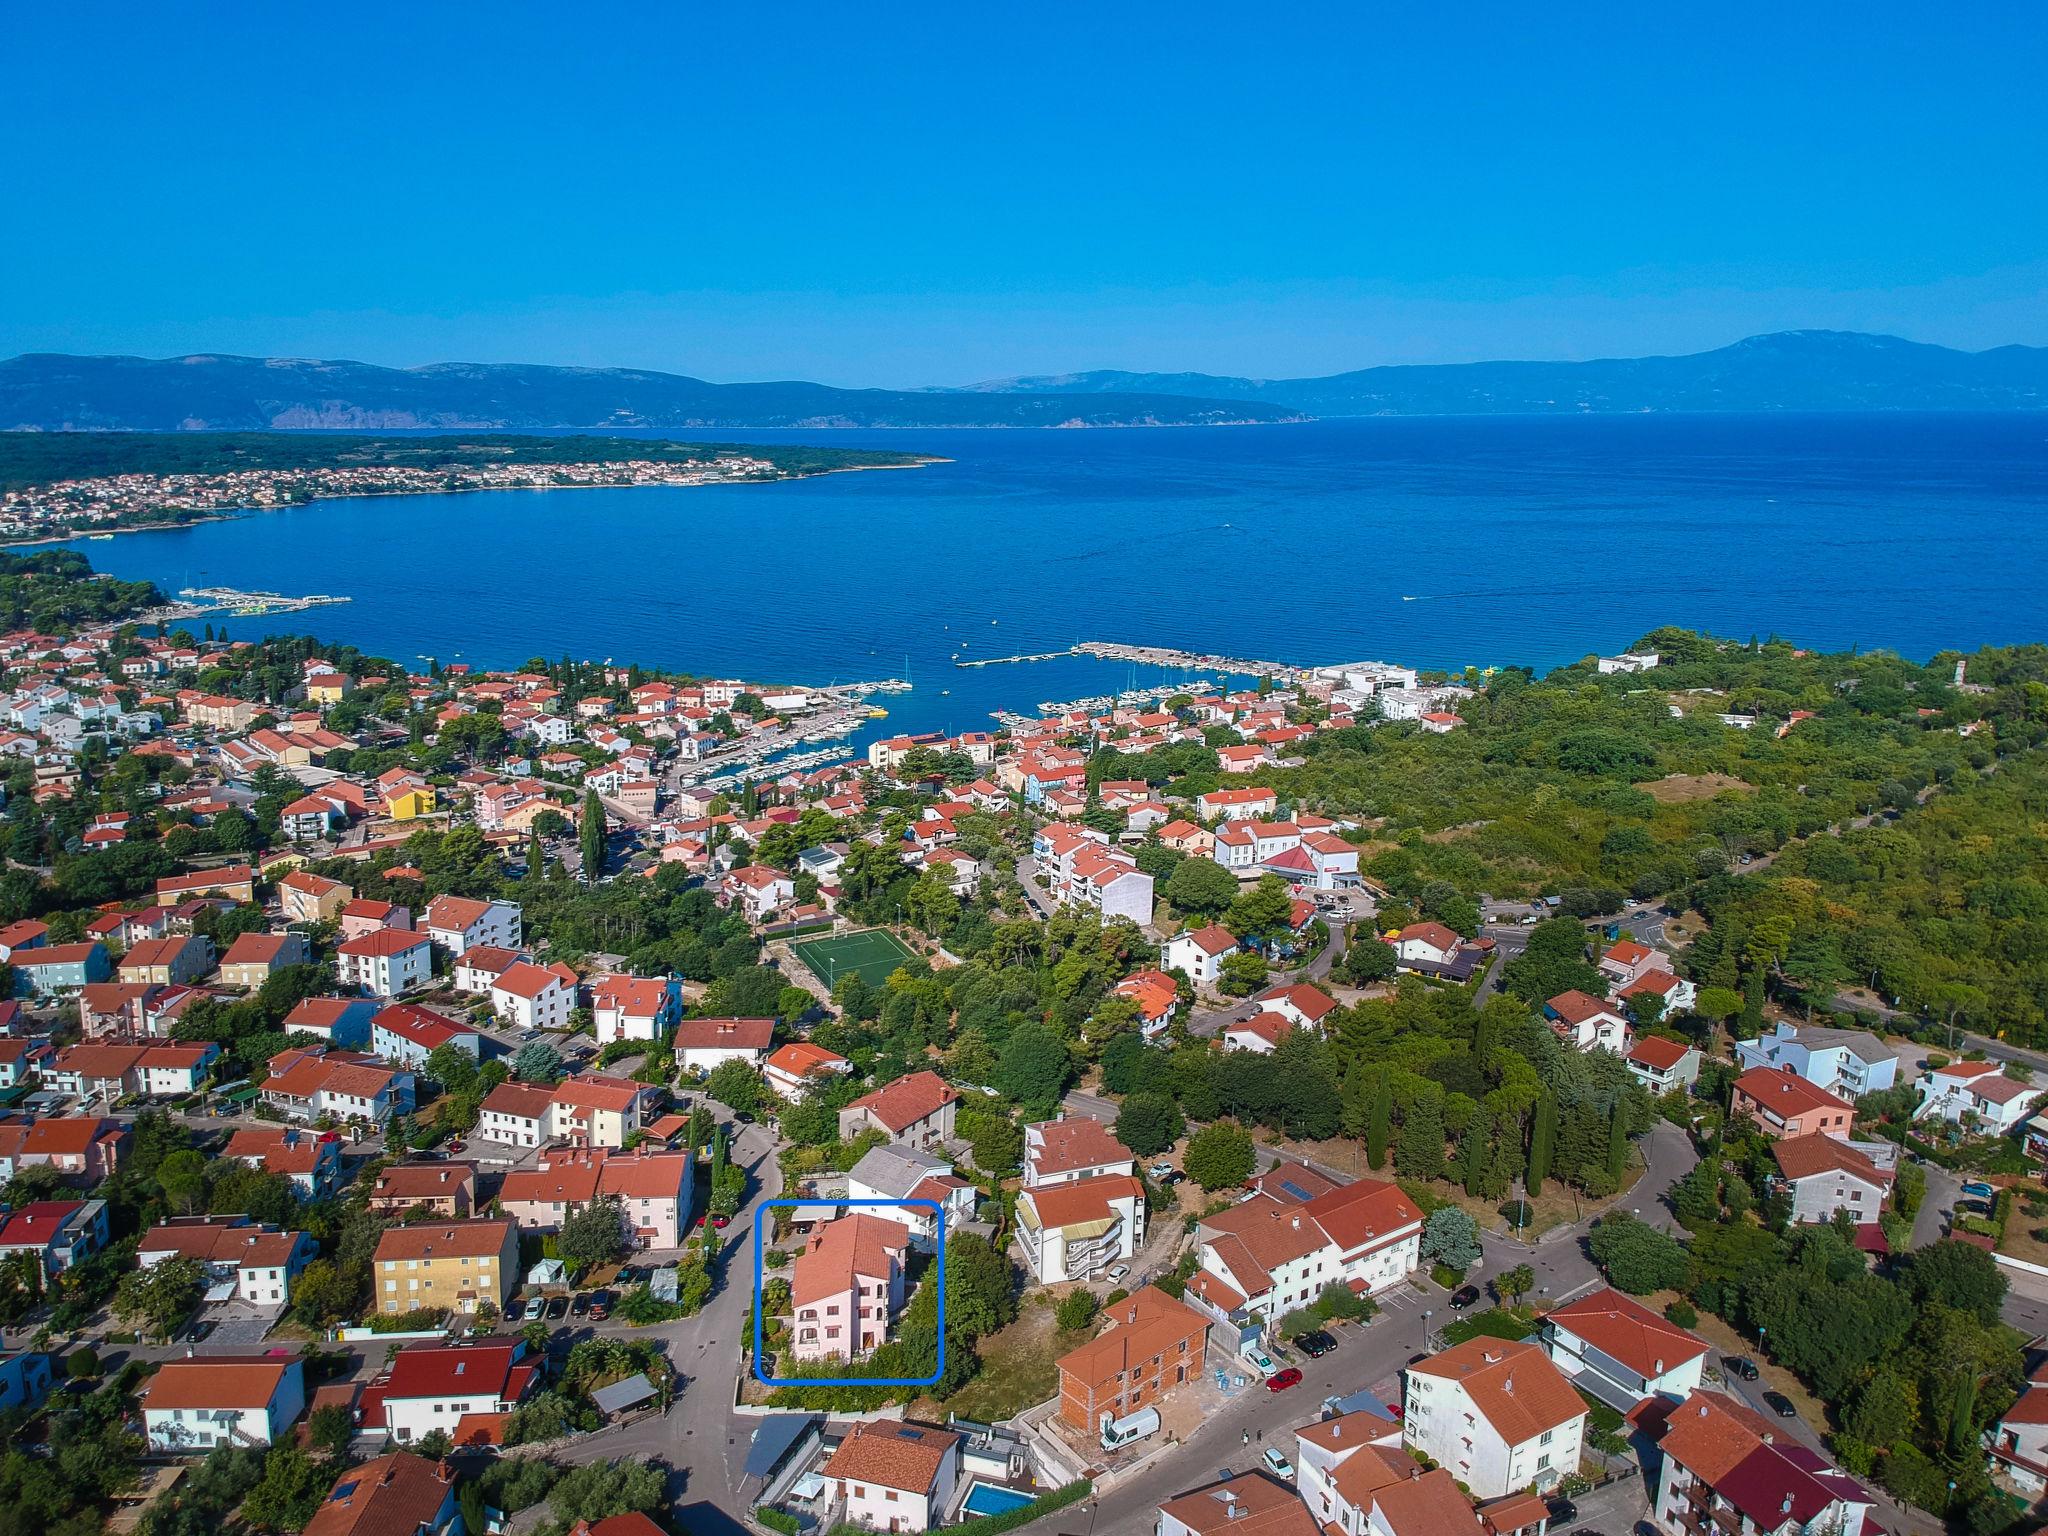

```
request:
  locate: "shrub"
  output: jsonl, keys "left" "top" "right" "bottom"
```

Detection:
{"left": 1055, "top": 1290, "right": 1099, "bottom": 1332}
{"left": 757, "top": 1510, "right": 802, "bottom": 1536}
{"left": 1665, "top": 1299, "right": 1698, "bottom": 1330}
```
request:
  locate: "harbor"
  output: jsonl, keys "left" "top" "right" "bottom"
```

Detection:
{"left": 1073, "top": 639, "right": 1305, "bottom": 682}
{"left": 170, "top": 586, "right": 352, "bottom": 618}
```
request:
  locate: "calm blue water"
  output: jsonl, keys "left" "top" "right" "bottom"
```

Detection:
{"left": 58, "top": 414, "right": 2048, "bottom": 756}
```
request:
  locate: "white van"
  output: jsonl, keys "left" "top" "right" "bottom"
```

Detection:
{"left": 1100, "top": 1406, "right": 1161, "bottom": 1450}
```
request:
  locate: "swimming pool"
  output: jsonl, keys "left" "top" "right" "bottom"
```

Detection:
{"left": 961, "top": 1480, "right": 1038, "bottom": 1518}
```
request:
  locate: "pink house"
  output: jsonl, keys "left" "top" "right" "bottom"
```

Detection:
{"left": 790, "top": 1213, "right": 910, "bottom": 1363}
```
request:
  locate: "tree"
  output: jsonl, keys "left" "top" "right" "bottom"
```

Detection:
{"left": 1217, "top": 950, "right": 1269, "bottom": 997}
{"left": 992, "top": 1019, "right": 1072, "bottom": 1113}
{"left": 705, "top": 1060, "right": 765, "bottom": 1117}
{"left": 1183, "top": 1122, "right": 1255, "bottom": 1191}
{"left": 1526, "top": 1091, "right": 1557, "bottom": 1193}
{"left": 558, "top": 1198, "right": 628, "bottom": 1267}
{"left": 157, "top": 1147, "right": 209, "bottom": 1215}
{"left": 1344, "top": 936, "right": 1398, "bottom": 986}
{"left": 548, "top": 1459, "right": 670, "bottom": 1527}
{"left": 512, "top": 1040, "right": 564, "bottom": 1083}
{"left": 306, "top": 1402, "right": 356, "bottom": 1461}
{"left": 1898, "top": 1239, "right": 2007, "bottom": 1326}
{"left": 290, "top": 1258, "right": 357, "bottom": 1327}
{"left": 581, "top": 790, "right": 606, "bottom": 884}
{"left": 1114, "top": 1092, "right": 1185, "bottom": 1159}
{"left": 1494, "top": 1264, "right": 1536, "bottom": 1306}
{"left": 1364, "top": 1075, "right": 1393, "bottom": 1169}
{"left": 1421, "top": 1208, "right": 1482, "bottom": 1272}
{"left": 1695, "top": 985, "right": 1743, "bottom": 1040}
{"left": 1587, "top": 1212, "right": 1691, "bottom": 1294}
{"left": 425, "top": 1043, "right": 479, "bottom": 1096}
{"left": 1164, "top": 857, "right": 1239, "bottom": 918}
{"left": 955, "top": 1106, "right": 1023, "bottom": 1174}
{"left": 115, "top": 1254, "right": 203, "bottom": 1340}
{"left": 242, "top": 1442, "right": 332, "bottom": 1532}
{"left": 1055, "top": 1289, "right": 1099, "bottom": 1331}
{"left": 1225, "top": 875, "right": 1295, "bottom": 943}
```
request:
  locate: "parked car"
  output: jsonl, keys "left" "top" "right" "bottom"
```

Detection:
{"left": 180, "top": 1319, "right": 215, "bottom": 1345}
{"left": 1293, "top": 1330, "right": 1337, "bottom": 1358}
{"left": 1724, "top": 1355, "right": 1759, "bottom": 1381}
{"left": 1266, "top": 1368, "right": 1303, "bottom": 1393}
{"left": 1764, "top": 1390, "right": 1798, "bottom": 1418}
{"left": 570, "top": 1293, "right": 592, "bottom": 1317}
{"left": 1449, "top": 1285, "right": 1481, "bottom": 1310}
{"left": 1105, "top": 1263, "right": 1130, "bottom": 1285}
{"left": 503, "top": 1298, "right": 526, "bottom": 1322}
{"left": 1149, "top": 1162, "right": 1176, "bottom": 1181}
{"left": 1260, "top": 1448, "right": 1295, "bottom": 1479}
{"left": 1240, "top": 1343, "right": 1279, "bottom": 1378}
{"left": 588, "top": 1291, "right": 612, "bottom": 1321}
{"left": 1547, "top": 1498, "right": 1578, "bottom": 1524}
{"left": 545, "top": 1295, "right": 569, "bottom": 1320}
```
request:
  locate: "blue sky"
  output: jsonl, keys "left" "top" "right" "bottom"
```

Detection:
{"left": 3, "top": 3, "right": 2043, "bottom": 385}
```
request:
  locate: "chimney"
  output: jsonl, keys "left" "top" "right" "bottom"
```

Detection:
{"left": 1290, "top": 1215, "right": 1301, "bottom": 1230}
{"left": 1654, "top": 1357, "right": 1665, "bottom": 1375}
{"left": 1781, "top": 1496, "right": 1794, "bottom": 1516}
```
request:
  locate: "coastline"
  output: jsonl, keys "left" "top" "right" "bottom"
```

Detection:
{"left": 0, "top": 453, "right": 951, "bottom": 550}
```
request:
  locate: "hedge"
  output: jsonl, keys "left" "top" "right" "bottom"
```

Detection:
{"left": 755, "top": 1509, "right": 801, "bottom": 1536}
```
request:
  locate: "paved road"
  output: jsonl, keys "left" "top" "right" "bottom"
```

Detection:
{"left": 1014, "top": 854, "right": 1058, "bottom": 919}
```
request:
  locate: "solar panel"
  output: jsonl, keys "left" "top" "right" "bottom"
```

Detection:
{"left": 1278, "top": 1177, "right": 1314, "bottom": 1202}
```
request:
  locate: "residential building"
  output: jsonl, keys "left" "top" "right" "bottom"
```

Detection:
{"left": 1769, "top": 1133, "right": 1896, "bottom": 1230}
{"left": 224, "top": 1126, "right": 343, "bottom": 1199}
{"left": 726, "top": 865, "right": 796, "bottom": 923}
{"left": 119, "top": 933, "right": 217, "bottom": 986}
{"left": 12, "top": 941, "right": 113, "bottom": 995}
{"left": 845, "top": 1144, "right": 977, "bottom": 1250}
{"left": 335, "top": 929, "right": 433, "bottom": 997}
{"left": 791, "top": 1212, "right": 910, "bottom": 1362}
{"left": 1017, "top": 1172, "right": 1147, "bottom": 1284}
{"left": 262, "top": 1046, "right": 414, "bottom": 1124}
{"left": 219, "top": 931, "right": 310, "bottom": 989}
{"left": 1731, "top": 1067, "right": 1855, "bottom": 1140}
{"left": 281, "top": 997, "right": 377, "bottom": 1050}
{"left": 1187, "top": 1178, "right": 1424, "bottom": 1331}
{"left": 764, "top": 1040, "right": 854, "bottom": 1100}
{"left": 1024, "top": 1115, "right": 1135, "bottom": 1188}
{"left": 1916, "top": 1059, "right": 2045, "bottom": 1134}
{"left": 138, "top": 1217, "right": 318, "bottom": 1306}
{"left": 305, "top": 1454, "right": 461, "bottom": 1536}
{"left": 155, "top": 866, "right": 256, "bottom": 906}
{"left": 1156, "top": 1474, "right": 1318, "bottom": 1536}
{"left": 591, "top": 974, "right": 682, "bottom": 1046}
{"left": 1984, "top": 1364, "right": 2048, "bottom": 1496}
{"left": 453, "top": 943, "right": 524, "bottom": 995}
{"left": 674, "top": 1015, "right": 774, "bottom": 1073}
{"left": 278, "top": 870, "right": 352, "bottom": 924}
{"left": 549, "top": 1072, "right": 653, "bottom": 1148}
{"left": 1162, "top": 923, "right": 1238, "bottom": 986}
{"left": 837, "top": 1070, "right": 959, "bottom": 1150}
{"left": 1649, "top": 1390, "right": 1875, "bottom": 1536}
{"left": 1626, "top": 1035, "right": 1702, "bottom": 1095}
{"left": 367, "top": 1162, "right": 478, "bottom": 1219}
{"left": 1056, "top": 1284, "right": 1209, "bottom": 1431}
{"left": 1254, "top": 982, "right": 1340, "bottom": 1034}
{"left": 372, "top": 1217, "right": 518, "bottom": 1315}
{"left": 1735, "top": 1022, "right": 1900, "bottom": 1099}
{"left": 1545, "top": 990, "right": 1632, "bottom": 1054}
{"left": 1403, "top": 1337, "right": 1587, "bottom": 1499}
{"left": 422, "top": 895, "right": 522, "bottom": 955}
{"left": 0, "top": 1352, "right": 52, "bottom": 1414}
{"left": 3, "top": 1118, "right": 130, "bottom": 1182}
{"left": 359, "top": 1339, "right": 542, "bottom": 1446}
{"left": 142, "top": 1357, "right": 306, "bottom": 1452}
{"left": 1541, "top": 1287, "right": 1711, "bottom": 1411}
{"left": 371, "top": 1003, "right": 481, "bottom": 1068}
{"left": 477, "top": 1080, "right": 553, "bottom": 1148}
{"left": 0, "top": 1199, "right": 110, "bottom": 1280}
{"left": 46, "top": 1040, "right": 219, "bottom": 1100}
{"left": 821, "top": 1422, "right": 961, "bottom": 1536}
{"left": 491, "top": 961, "right": 576, "bottom": 1031}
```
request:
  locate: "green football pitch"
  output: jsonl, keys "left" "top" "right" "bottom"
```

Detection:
{"left": 790, "top": 928, "right": 919, "bottom": 990}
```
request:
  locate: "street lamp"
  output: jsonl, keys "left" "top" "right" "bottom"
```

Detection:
{"left": 1420, "top": 1308, "right": 1433, "bottom": 1351}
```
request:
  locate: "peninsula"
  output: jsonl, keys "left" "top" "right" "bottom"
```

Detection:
{"left": 0, "top": 430, "right": 938, "bottom": 543}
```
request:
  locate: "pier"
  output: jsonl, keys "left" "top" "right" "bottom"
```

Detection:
{"left": 1073, "top": 640, "right": 1303, "bottom": 681}
{"left": 955, "top": 649, "right": 1075, "bottom": 668}
{"left": 172, "top": 586, "right": 352, "bottom": 618}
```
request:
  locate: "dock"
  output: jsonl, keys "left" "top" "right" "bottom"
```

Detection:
{"left": 955, "top": 649, "right": 1075, "bottom": 668}
{"left": 173, "top": 586, "right": 352, "bottom": 618}
{"left": 1073, "top": 640, "right": 1302, "bottom": 681}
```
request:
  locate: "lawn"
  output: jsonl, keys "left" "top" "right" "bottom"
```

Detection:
{"left": 1440, "top": 1306, "right": 1536, "bottom": 1347}
{"left": 918, "top": 1301, "right": 1091, "bottom": 1423}
{"left": 790, "top": 928, "right": 919, "bottom": 991}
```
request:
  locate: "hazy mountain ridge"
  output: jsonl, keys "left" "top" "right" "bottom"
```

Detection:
{"left": 960, "top": 331, "right": 2048, "bottom": 415}
{"left": 0, "top": 352, "right": 1303, "bottom": 432}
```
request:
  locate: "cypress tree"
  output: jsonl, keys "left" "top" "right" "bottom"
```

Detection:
{"left": 1366, "top": 1076, "right": 1393, "bottom": 1169}
{"left": 580, "top": 789, "right": 605, "bottom": 885}
{"left": 526, "top": 828, "right": 544, "bottom": 880}
{"left": 1738, "top": 965, "right": 1766, "bottom": 1039}
{"left": 1605, "top": 1102, "right": 1629, "bottom": 1185}
{"left": 1527, "top": 1092, "right": 1557, "bottom": 1193}
{"left": 1396, "top": 1091, "right": 1445, "bottom": 1181}
{"left": 1458, "top": 1110, "right": 1489, "bottom": 1196}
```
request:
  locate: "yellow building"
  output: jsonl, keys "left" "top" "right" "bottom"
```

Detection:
{"left": 372, "top": 1218, "right": 518, "bottom": 1315}
{"left": 385, "top": 787, "right": 436, "bottom": 821}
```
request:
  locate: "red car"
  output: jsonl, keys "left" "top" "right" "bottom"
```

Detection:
{"left": 1267, "top": 1368, "right": 1303, "bottom": 1392}
{"left": 711, "top": 1214, "right": 730, "bottom": 1229}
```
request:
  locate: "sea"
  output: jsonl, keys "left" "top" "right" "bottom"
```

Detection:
{"left": 53, "top": 412, "right": 2048, "bottom": 762}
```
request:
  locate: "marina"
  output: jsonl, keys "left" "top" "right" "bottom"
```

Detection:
{"left": 1073, "top": 639, "right": 1305, "bottom": 682}
{"left": 170, "top": 586, "right": 352, "bottom": 618}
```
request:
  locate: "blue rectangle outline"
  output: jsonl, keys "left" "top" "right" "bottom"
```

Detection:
{"left": 752, "top": 1196, "right": 945, "bottom": 1388}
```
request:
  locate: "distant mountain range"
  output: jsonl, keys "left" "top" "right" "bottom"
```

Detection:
{"left": 0, "top": 353, "right": 1301, "bottom": 432}
{"left": 953, "top": 331, "right": 2048, "bottom": 416}
{"left": 1, "top": 331, "right": 2042, "bottom": 431}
